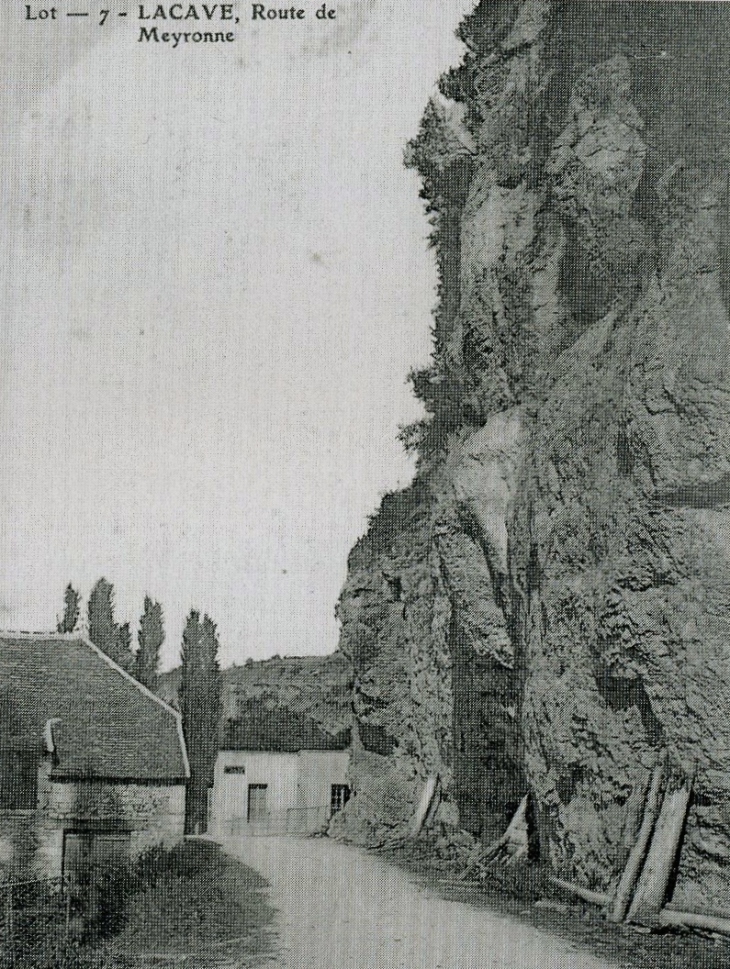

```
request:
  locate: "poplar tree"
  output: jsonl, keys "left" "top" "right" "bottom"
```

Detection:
{"left": 116, "top": 622, "right": 132, "bottom": 663}
{"left": 57, "top": 584, "right": 81, "bottom": 633}
{"left": 88, "top": 578, "right": 115, "bottom": 654}
{"left": 179, "top": 610, "right": 222, "bottom": 834}
{"left": 88, "top": 578, "right": 134, "bottom": 672}
{"left": 136, "top": 597, "right": 164, "bottom": 692}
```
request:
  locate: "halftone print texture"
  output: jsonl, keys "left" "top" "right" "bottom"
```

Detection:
{"left": 2, "top": 2, "right": 730, "bottom": 967}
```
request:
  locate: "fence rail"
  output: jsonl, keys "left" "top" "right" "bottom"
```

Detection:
{"left": 215, "top": 804, "right": 332, "bottom": 837}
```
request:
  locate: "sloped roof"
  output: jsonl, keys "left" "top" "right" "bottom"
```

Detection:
{"left": 222, "top": 700, "right": 350, "bottom": 753}
{"left": 0, "top": 633, "right": 188, "bottom": 782}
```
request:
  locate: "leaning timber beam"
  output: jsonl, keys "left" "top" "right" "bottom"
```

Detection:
{"left": 458, "top": 832, "right": 508, "bottom": 880}
{"left": 549, "top": 877, "right": 611, "bottom": 908}
{"left": 408, "top": 776, "right": 439, "bottom": 838}
{"left": 458, "top": 795, "right": 528, "bottom": 879}
{"left": 659, "top": 908, "right": 730, "bottom": 937}
{"left": 610, "top": 765, "right": 665, "bottom": 923}
{"left": 627, "top": 778, "right": 692, "bottom": 927}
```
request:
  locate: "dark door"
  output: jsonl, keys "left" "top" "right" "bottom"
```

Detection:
{"left": 63, "top": 831, "right": 130, "bottom": 882}
{"left": 330, "top": 784, "right": 350, "bottom": 816}
{"left": 247, "top": 784, "right": 268, "bottom": 822}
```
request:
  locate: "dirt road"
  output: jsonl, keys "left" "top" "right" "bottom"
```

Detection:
{"left": 221, "top": 836, "right": 620, "bottom": 969}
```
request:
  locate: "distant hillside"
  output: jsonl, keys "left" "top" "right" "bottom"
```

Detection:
{"left": 158, "top": 651, "right": 353, "bottom": 739}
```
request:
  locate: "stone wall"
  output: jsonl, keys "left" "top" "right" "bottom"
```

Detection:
{"left": 0, "top": 811, "right": 38, "bottom": 876}
{"left": 0, "top": 762, "right": 185, "bottom": 878}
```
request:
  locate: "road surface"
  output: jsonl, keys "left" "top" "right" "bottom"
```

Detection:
{"left": 221, "top": 836, "right": 620, "bottom": 969}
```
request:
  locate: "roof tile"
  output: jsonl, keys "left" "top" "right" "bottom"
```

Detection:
{"left": 0, "top": 634, "right": 187, "bottom": 782}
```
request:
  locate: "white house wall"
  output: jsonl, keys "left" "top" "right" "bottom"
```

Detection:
{"left": 213, "top": 751, "right": 300, "bottom": 835}
{"left": 211, "top": 749, "right": 350, "bottom": 837}
{"left": 298, "top": 750, "right": 350, "bottom": 818}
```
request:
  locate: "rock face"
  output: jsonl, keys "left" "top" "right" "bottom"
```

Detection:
{"left": 335, "top": 427, "right": 525, "bottom": 847}
{"left": 337, "top": 0, "right": 730, "bottom": 909}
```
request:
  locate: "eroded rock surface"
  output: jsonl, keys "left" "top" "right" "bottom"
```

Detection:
{"left": 336, "top": 0, "right": 730, "bottom": 909}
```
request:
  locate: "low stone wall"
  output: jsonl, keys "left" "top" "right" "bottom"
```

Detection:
{"left": 0, "top": 767, "right": 185, "bottom": 878}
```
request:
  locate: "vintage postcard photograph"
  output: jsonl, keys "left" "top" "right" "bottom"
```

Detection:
{"left": 2, "top": 1, "right": 730, "bottom": 967}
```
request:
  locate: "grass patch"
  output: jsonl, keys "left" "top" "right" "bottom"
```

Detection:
{"left": 94, "top": 841, "right": 276, "bottom": 968}
{"left": 0, "top": 881, "right": 83, "bottom": 969}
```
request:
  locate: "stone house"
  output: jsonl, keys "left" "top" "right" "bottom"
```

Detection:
{"left": 210, "top": 706, "right": 350, "bottom": 837}
{"left": 0, "top": 632, "right": 189, "bottom": 879}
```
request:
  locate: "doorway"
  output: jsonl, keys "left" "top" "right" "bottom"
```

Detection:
{"left": 247, "top": 783, "right": 268, "bottom": 822}
{"left": 330, "top": 783, "right": 350, "bottom": 816}
{"left": 63, "top": 830, "right": 130, "bottom": 881}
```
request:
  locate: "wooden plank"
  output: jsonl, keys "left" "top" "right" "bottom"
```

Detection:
{"left": 659, "top": 908, "right": 730, "bottom": 937}
{"left": 627, "top": 779, "right": 692, "bottom": 926}
{"left": 609, "top": 765, "right": 665, "bottom": 923}
{"left": 458, "top": 795, "right": 528, "bottom": 879}
{"left": 549, "top": 877, "right": 611, "bottom": 907}
{"left": 458, "top": 832, "right": 507, "bottom": 880}
{"left": 503, "top": 795, "right": 529, "bottom": 845}
{"left": 408, "top": 776, "right": 438, "bottom": 838}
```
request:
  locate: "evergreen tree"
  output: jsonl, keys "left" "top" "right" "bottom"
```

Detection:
{"left": 200, "top": 613, "right": 222, "bottom": 784}
{"left": 136, "top": 597, "right": 164, "bottom": 692}
{"left": 116, "top": 622, "right": 132, "bottom": 664}
{"left": 87, "top": 578, "right": 134, "bottom": 672}
{"left": 179, "top": 610, "right": 222, "bottom": 834}
{"left": 57, "top": 584, "right": 81, "bottom": 633}
{"left": 88, "top": 578, "right": 115, "bottom": 653}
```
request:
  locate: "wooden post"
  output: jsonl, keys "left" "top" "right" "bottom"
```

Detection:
{"left": 609, "top": 765, "right": 664, "bottom": 923}
{"left": 5, "top": 884, "right": 13, "bottom": 968}
{"left": 424, "top": 782, "right": 442, "bottom": 831}
{"left": 503, "top": 795, "right": 528, "bottom": 846}
{"left": 65, "top": 879, "right": 71, "bottom": 941}
{"left": 408, "top": 776, "right": 438, "bottom": 838}
{"left": 627, "top": 778, "right": 692, "bottom": 927}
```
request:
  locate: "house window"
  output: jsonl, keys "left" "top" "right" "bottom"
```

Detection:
{"left": 0, "top": 750, "right": 37, "bottom": 810}
{"left": 63, "top": 831, "right": 131, "bottom": 882}
{"left": 330, "top": 784, "right": 350, "bottom": 815}
{"left": 247, "top": 784, "right": 268, "bottom": 822}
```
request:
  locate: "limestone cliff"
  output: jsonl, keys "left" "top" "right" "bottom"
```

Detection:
{"left": 334, "top": 423, "right": 525, "bottom": 846}
{"left": 336, "top": 0, "right": 730, "bottom": 909}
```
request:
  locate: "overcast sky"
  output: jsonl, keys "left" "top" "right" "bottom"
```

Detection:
{"left": 0, "top": 0, "right": 473, "bottom": 668}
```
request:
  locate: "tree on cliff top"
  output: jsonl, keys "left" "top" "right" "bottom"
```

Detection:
{"left": 88, "top": 577, "right": 135, "bottom": 673}
{"left": 57, "top": 583, "right": 81, "bottom": 634}
{"left": 179, "top": 609, "right": 222, "bottom": 834}
{"left": 402, "top": 93, "right": 476, "bottom": 462}
{"left": 136, "top": 596, "right": 164, "bottom": 692}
